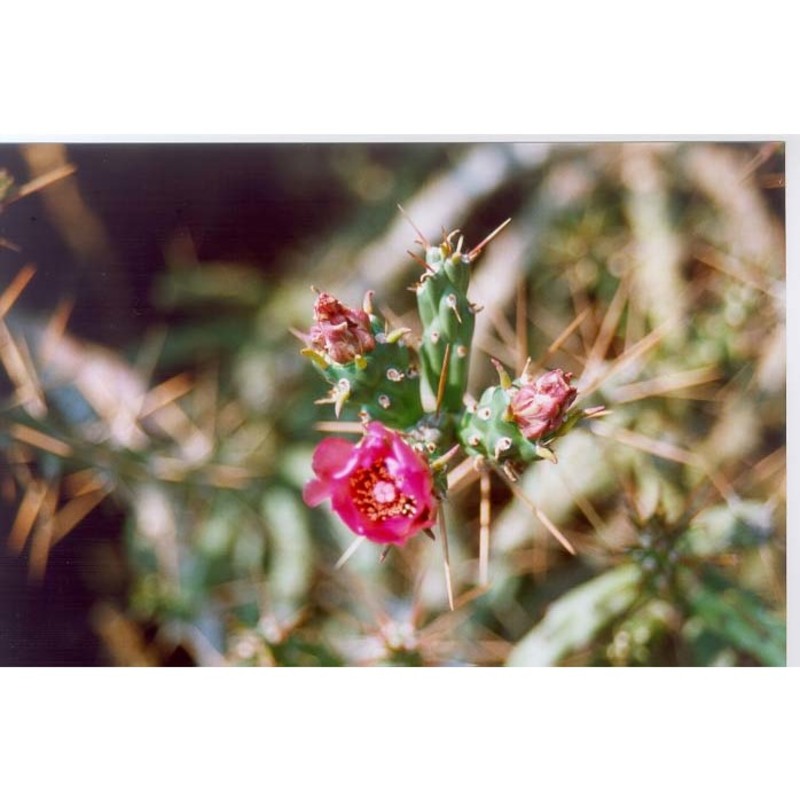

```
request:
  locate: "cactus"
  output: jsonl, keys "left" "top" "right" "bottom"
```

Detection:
{"left": 414, "top": 233, "right": 476, "bottom": 414}
{"left": 303, "top": 219, "right": 602, "bottom": 480}
{"left": 459, "top": 362, "right": 600, "bottom": 470}
{"left": 1, "top": 143, "right": 786, "bottom": 669}
{"left": 301, "top": 290, "right": 424, "bottom": 429}
{"left": 303, "top": 216, "right": 605, "bottom": 575}
{"left": 410, "top": 221, "right": 507, "bottom": 411}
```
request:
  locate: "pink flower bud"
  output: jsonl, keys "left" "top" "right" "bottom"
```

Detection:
{"left": 308, "top": 292, "right": 376, "bottom": 364}
{"left": 509, "top": 369, "right": 577, "bottom": 441}
{"left": 303, "top": 423, "right": 438, "bottom": 545}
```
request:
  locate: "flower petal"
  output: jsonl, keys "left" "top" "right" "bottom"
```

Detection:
{"left": 305, "top": 423, "right": 438, "bottom": 546}
{"left": 302, "top": 477, "right": 330, "bottom": 507}
{"left": 311, "top": 437, "right": 355, "bottom": 479}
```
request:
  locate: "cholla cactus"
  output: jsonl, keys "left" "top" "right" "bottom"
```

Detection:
{"left": 414, "top": 232, "right": 477, "bottom": 413}
{"left": 460, "top": 362, "right": 604, "bottom": 471}
{"left": 301, "top": 290, "right": 424, "bottom": 429}
{"left": 302, "top": 217, "right": 605, "bottom": 594}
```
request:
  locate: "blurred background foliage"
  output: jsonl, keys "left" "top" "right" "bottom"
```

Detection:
{"left": 0, "top": 140, "right": 785, "bottom": 666}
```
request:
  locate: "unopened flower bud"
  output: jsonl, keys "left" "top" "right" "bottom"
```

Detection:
{"left": 509, "top": 369, "right": 577, "bottom": 440}
{"left": 309, "top": 292, "right": 376, "bottom": 364}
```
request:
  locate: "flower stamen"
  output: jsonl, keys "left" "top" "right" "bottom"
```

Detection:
{"left": 350, "top": 461, "right": 418, "bottom": 523}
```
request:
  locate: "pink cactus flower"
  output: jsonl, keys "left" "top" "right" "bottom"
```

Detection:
{"left": 509, "top": 369, "right": 578, "bottom": 441}
{"left": 309, "top": 292, "right": 376, "bottom": 364}
{"left": 303, "top": 423, "right": 438, "bottom": 545}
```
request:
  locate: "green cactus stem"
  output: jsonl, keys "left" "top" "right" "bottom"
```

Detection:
{"left": 458, "top": 361, "right": 604, "bottom": 470}
{"left": 415, "top": 234, "right": 477, "bottom": 414}
{"left": 413, "top": 220, "right": 510, "bottom": 415}
{"left": 302, "top": 292, "right": 424, "bottom": 429}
